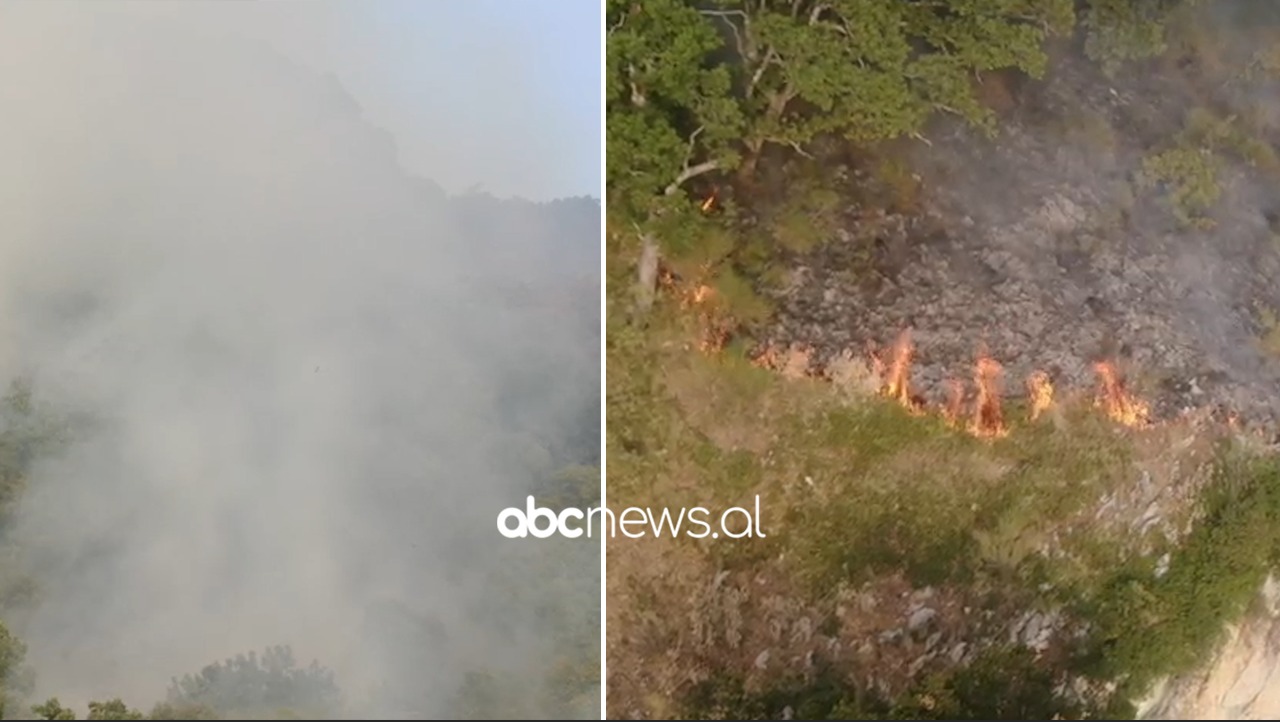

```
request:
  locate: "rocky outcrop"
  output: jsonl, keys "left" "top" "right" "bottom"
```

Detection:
{"left": 1140, "top": 575, "right": 1280, "bottom": 720}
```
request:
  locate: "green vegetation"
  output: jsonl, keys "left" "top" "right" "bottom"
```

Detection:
{"left": 607, "top": 2, "right": 1280, "bottom": 716}
{"left": 1082, "top": 0, "right": 1201, "bottom": 77}
{"left": 1138, "top": 145, "right": 1222, "bottom": 228}
{"left": 606, "top": 0, "right": 1229, "bottom": 218}
{"left": 1138, "top": 107, "right": 1280, "bottom": 228}
{"left": 162, "top": 646, "right": 339, "bottom": 720}
{"left": 1258, "top": 306, "right": 1280, "bottom": 357}
{"left": 607, "top": 252, "right": 1280, "bottom": 717}
{"left": 607, "top": 0, "right": 1238, "bottom": 341}
{"left": 608, "top": 0, "right": 1076, "bottom": 211}
{"left": 1078, "top": 451, "right": 1280, "bottom": 708}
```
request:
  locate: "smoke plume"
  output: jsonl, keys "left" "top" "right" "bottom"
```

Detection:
{"left": 0, "top": 2, "right": 599, "bottom": 718}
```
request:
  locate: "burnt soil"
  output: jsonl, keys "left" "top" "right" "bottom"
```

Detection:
{"left": 758, "top": 51, "right": 1280, "bottom": 437}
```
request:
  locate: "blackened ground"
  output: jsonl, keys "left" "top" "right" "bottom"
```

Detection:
{"left": 762, "top": 51, "right": 1280, "bottom": 437}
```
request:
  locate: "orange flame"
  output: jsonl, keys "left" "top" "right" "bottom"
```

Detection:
{"left": 1092, "top": 361, "right": 1150, "bottom": 428}
{"left": 875, "top": 330, "right": 924, "bottom": 414}
{"left": 943, "top": 378, "right": 965, "bottom": 428}
{"left": 698, "top": 317, "right": 731, "bottom": 354}
{"left": 742, "top": 331, "right": 1244, "bottom": 437}
{"left": 1026, "top": 370, "right": 1054, "bottom": 422}
{"left": 700, "top": 193, "right": 716, "bottom": 213}
{"left": 969, "top": 354, "right": 1008, "bottom": 439}
{"left": 686, "top": 284, "right": 714, "bottom": 307}
{"left": 752, "top": 343, "right": 781, "bottom": 370}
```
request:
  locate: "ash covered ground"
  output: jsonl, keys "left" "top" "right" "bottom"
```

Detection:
{"left": 761, "top": 45, "right": 1280, "bottom": 435}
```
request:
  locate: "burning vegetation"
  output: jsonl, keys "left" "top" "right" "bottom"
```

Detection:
{"left": 1027, "top": 370, "right": 1054, "bottom": 422}
{"left": 968, "top": 353, "right": 1008, "bottom": 439}
{"left": 654, "top": 263, "right": 1174, "bottom": 438}
{"left": 823, "top": 326, "right": 1155, "bottom": 437}
{"left": 1092, "top": 361, "right": 1151, "bottom": 428}
{"left": 658, "top": 261, "right": 731, "bottom": 354}
{"left": 870, "top": 329, "right": 926, "bottom": 415}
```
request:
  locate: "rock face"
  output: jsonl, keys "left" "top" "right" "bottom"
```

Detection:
{"left": 1139, "top": 575, "right": 1280, "bottom": 720}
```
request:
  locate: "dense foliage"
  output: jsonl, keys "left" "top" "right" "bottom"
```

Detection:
{"left": 608, "top": 0, "right": 1203, "bottom": 215}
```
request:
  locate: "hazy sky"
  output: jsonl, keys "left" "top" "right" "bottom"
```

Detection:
{"left": 69, "top": 0, "right": 604, "bottom": 201}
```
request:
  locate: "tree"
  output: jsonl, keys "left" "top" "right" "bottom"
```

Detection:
{"left": 1082, "top": 0, "right": 1199, "bottom": 77}
{"left": 607, "top": 0, "right": 1075, "bottom": 209}
{"left": 0, "top": 620, "right": 32, "bottom": 718}
{"left": 31, "top": 698, "right": 146, "bottom": 721}
{"left": 607, "top": 0, "right": 743, "bottom": 213}
{"left": 165, "top": 645, "right": 341, "bottom": 719}
{"left": 32, "top": 698, "right": 76, "bottom": 721}
{"left": 86, "top": 699, "right": 144, "bottom": 720}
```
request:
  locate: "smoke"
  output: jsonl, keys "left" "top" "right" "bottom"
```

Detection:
{"left": 0, "top": 2, "right": 599, "bottom": 719}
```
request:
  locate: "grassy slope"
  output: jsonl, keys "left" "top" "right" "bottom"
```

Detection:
{"left": 606, "top": 218, "right": 1280, "bottom": 719}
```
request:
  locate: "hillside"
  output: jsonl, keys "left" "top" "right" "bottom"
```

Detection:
{"left": 607, "top": 0, "right": 1280, "bottom": 718}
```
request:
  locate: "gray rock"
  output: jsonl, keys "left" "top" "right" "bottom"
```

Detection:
{"left": 879, "top": 628, "right": 905, "bottom": 645}
{"left": 926, "top": 631, "right": 943, "bottom": 653}
{"left": 754, "top": 649, "right": 771, "bottom": 670}
{"left": 908, "top": 607, "right": 937, "bottom": 633}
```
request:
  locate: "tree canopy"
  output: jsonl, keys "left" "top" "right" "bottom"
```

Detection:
{"left": 608, "top": 0, "right": 1076, "bottom": 211}
{"left": 606, "top": 0, "right": 1219, "bottom": 220}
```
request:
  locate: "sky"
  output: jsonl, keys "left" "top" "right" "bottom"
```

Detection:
{"left": 83, "top": 0, "right": 604, "bottom": 202}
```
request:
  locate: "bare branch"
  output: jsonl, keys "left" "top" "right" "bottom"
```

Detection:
{"left": 685, "top": 125, "right": 705, "bottom": 160}
{"left": 786, "top": 140, "right": 814, "bottom": 159}
{"left": 665, "top": 160, "right": 721, "bottom": 195}
{"left": 699, "top": 9, "right": 750, "bottom": 60}
{"left": 627, "top": 63, "right": 646, "bottom": 107}
{"left": 909, "top": 131, "right": 933, "bottom": 147}
{"left": 808, "top": 3, "right": 830, "bottom": 25}
{"left": 698, "top": 8, "right": 749, "bottom": 20}
{"left": 763, "top": 84, "right": 798, "bottom": 123}
{"left": 663, "top": 126, "right": 719, "bottom": 195}
{"left": 746, "top": 47, "right": 777, "bottom": 100}
{"left": 607, "top": 12, "right": 627, "bottom": 37}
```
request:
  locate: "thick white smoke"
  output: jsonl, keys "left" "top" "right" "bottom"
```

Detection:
{"left": 0, "top": 2, "right": 599, "bottom": 718}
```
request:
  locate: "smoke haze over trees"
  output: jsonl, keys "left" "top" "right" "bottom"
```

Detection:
{"left": 0, "top": 2, "right": 600, "bottom": 719}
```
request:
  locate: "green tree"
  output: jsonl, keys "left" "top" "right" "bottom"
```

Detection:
{"left": 165, "top": 646, "right": 340, "bottom": 719}
{"left": 1082, "top": 0, "right": 1199, "bottom": 77}
{"left": 32, "top": 698, "right": 76, "bottom": 721}
{"left": 608, "top": 0, "right": 1074, "bottom": 210}
{"left": 86, "top": 699, "right": 144, "bottom": 720}
{"left": 606, "top": 0, "right": 743, "bottom": 214}
{"left": 32, "top": 698, "right": 149, "bottom": 721}
{"left": 0, "top": 620, "right": 32, "bottom": 718}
